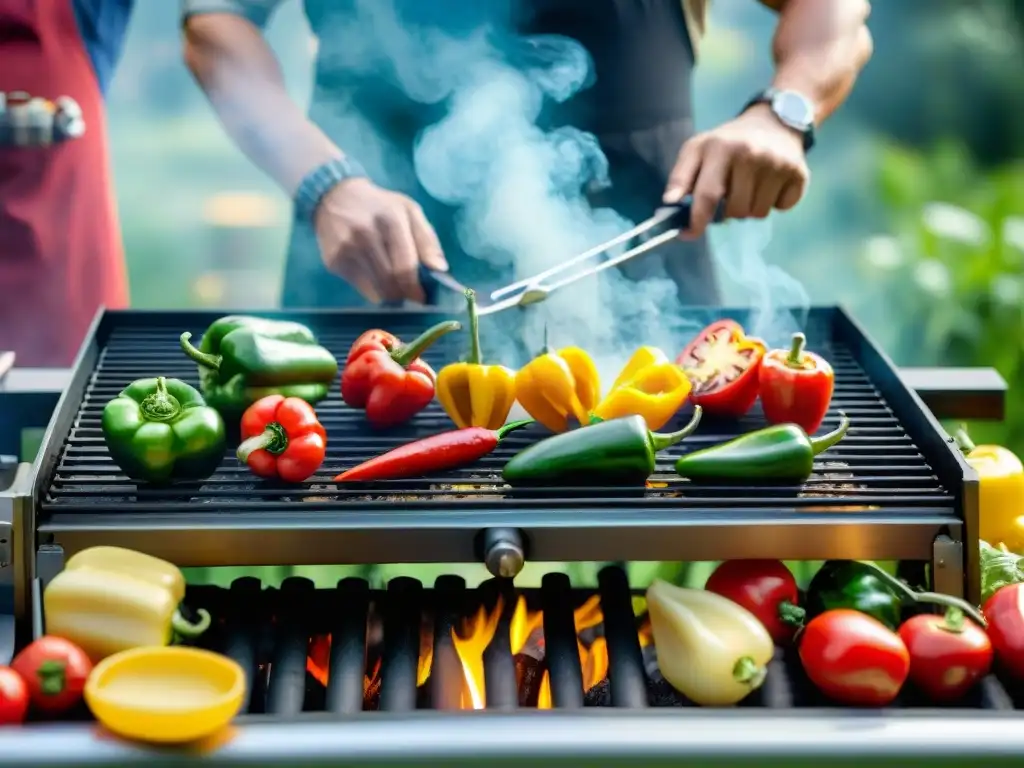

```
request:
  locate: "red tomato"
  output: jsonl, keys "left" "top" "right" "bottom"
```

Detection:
{"left": 799, "top": 609, "right": 910, "bottom": 706}
{"left": 705, "top": 559, "right": 803, "bottom": 643}
{"left": 0, "top": 667, "right": 29, "bottom": 725}
{"left": 983, "top": 583, "right": 1024, "bottom": 680}
{"left": 676, "top": 320, "right": 767, "bottom": 418}
{"left": 898, "top": 609, "right": 992, "bottom": 702}
{"left": 11, "top": 636, "right": 93, "bottom": 716}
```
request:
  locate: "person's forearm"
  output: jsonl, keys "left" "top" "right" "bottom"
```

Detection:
{"left": 766, "top": 0, "right": 873, "bottom": 123}
{"left": 183, "top": 14, "right": 342, "bottom": 195}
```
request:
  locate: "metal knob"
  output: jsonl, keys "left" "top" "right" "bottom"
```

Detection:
{"left": 480, "top": 528, "right": 525, "bottom": 579}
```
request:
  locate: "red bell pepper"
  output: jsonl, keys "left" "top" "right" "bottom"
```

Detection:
{"left": 705, "top": 559, "right": 806, "bottom": 644}
{"left": 237, "top": 395, "right": 327, "bottom": 482}
{"left": 335, "top": 420, "right": 533, "bottom": 482}
{"left": 759, "top": 332, "right": 834, "bottom": 434}
{"left": 676, "top": 320, "right": 766, "bottom": 418}
{"left": 983, "top": 583, "right": 1024, "bottom": 681}
{"left": 341, "top": 321, "right": 462, "bottom": 428}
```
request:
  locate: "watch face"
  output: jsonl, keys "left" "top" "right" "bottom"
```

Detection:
{"left": 771, "top": 90, "right": 814, "bottom": 129}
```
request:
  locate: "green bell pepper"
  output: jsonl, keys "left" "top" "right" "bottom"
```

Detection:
{"left": 101, "top": 377, "right": 226, "bottom": 484}
{"left": 804, "top": 560, "right": 903, "bottom": 630}
{"left": 674, "top": 412, "right": 850, "bottom": 482}
{"left": 502, "top": 408, "right": 703, "bottom": 486}
{"left": 179, "top": 315, "right": 339, "bottom": 414}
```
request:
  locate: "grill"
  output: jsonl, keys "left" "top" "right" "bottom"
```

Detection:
{"left": 0, "top": 305, "right": 1015, "bottom": 765}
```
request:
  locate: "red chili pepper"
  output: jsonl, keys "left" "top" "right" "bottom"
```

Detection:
{"left": 758, "top": 332, "right": 834, "bottom": 434}
{"left": 676, "top": 320, "right": 766, "bottom": 418}
{"left": 799, "top": 609, "right": 910, "bottom": 707}
{"left": 983, "top": 583, "right": 1024, "bottom": 681}
{"left": 705, "top": 559, "right": 806, "bottom": 644}
{"left": 898, "top": 608, "right": 992, "bottom": 703}
{"left": 335, "top": 420, "right": 533, "bottom": 482}
{"left": 237, "top": 395, "right": 327, "bottom": 482}
{"left": 341, "top": 321, "right": 462, "bottom": 428}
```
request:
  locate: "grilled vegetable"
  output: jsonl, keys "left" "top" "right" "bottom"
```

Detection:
{"left": 503, "top": 409, "right": 702, "bottom": 486}
{"left": 0, "top": 668, "right": 28, "bottom": 725}
{"left": 101, "top": 377, "right": 225, "bottom": 484}
{"left": 341, "top": 321, "right": 462, "bottom": 429}
{"left": 514, "top": 329, "right": 600, "bottom": 433}
{"left": 898, "top": 607, "right": 992, "bottom": 702}
{"left": 956, "top": 426, "right": 1024, "bottom": 551}
{"left": 983, "top": 583, "right": 1024, "bottom": 681}
{"left": 179, "top": 316, "right": 338, "bottom": 415}
{"left": 237, "top": 395, "right": 326, "bottom": 482}
{"left": 758, "top": 332, "right": 834, "bottom": 434}
{"left": 11, "top": 637, "right": 92, "bottom": 716}
{"left": 799, "top": 609, "right": 910, "bottom": 707}
{"left": 674, "top": 413, "right": 850, "bottom": 483}
{"left": 592, "top": 347, "right": 692, "bottom": 432}
{"left": 805, "top": 560, "right": 903, "bottom": 630}
{"left": 646, "top": 578, "right": 774, "bottom": 706}
{"left": 676, "top": 320, "right": 766, "bottom": 418}
{"left": 335, "top": 420, "right": 533, "bottom": 482}
{"left": 43, "top": 546, "right": 211, "bottom": 663}
{"left": 705, "top": 560, "right": 805, "bottom": 643}
{"left": 806, "top": 559, "right": 987, "bottom": 631}
{"left": 980, "top": 540, "right": 1024, "bottom": 605}
{"left": 436, "top": 290, "right": 516, "bottom": 430}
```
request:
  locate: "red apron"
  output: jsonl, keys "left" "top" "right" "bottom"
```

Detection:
{"left": 0, "top": 0, "right": 128, "bottom": 367}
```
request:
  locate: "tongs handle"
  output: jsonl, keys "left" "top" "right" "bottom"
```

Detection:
{"left": 655, "top": 195, "right": 728, "bottom": 232}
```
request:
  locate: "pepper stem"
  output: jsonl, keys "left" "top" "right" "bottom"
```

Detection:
{"left": 732, "top": 656, "right": 767, "bottom": 689}
{"left": 649, "top": 406, "right": 703, "bottom": 452}
{"left": 853, "top": 559, "right": 987, "bottom": 628}
{"left": 171, "top": 606, "right": 213, "bottom": 641}
{"left": 464, "top": 289, "right": 482, "bottom": 366}
{"left": 391, "top": 320, "right": 462, "bottom": 368}
{"left": 778, "top": 600, "right": 806, "bottom": 627}
{"left": 180, "top": 331, "right": 222, "bottom": 371}
{"left": 786, "top": 332, "right": 807, "bottom": 368}
{"left": 941, "top": 606, "right": 965, "bottom": 634}
{"left": 954, "top": 424, "right": 976, "bottom": 454}
{"left": 540, "top": 325, "right": 553, "bottom": 356}
{"left": 495, "top": 419, "right": 534, "bottom": 440}
{"left": 139, "top": 377, "right": 182, "bottom": 422}
{"left": 808, "top": 412, "right": 850, "bottom": 455}
{"left": 36, "top": 660, "right": 67, "bottom": 696}
{"left": 237, "top": 422, "right": 288, "bottom": 462}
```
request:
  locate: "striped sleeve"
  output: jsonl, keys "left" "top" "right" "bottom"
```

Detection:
{"left": 180, "top": 0, "right": 283, "bottom": 29}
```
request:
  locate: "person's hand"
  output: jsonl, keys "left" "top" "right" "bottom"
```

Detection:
{"left": 314, "top": 177, "right": 449, "bottom": 304}
{"left": 663, "top": 104, "right": 811, "bottom": 238}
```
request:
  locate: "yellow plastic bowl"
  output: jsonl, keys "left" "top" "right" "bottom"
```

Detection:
{"left": 85, "top": 646, "right": 245, "bottom": 744}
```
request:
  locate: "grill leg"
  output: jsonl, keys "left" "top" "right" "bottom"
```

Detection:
{"left": 932, "top": 534, "right": 965, "bottom": 599}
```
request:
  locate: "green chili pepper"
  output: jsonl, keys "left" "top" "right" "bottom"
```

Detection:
{"left": 674, "top": 412, "right": 850, "bottom": 482}
{"left": 502, "top": 408, "right": 703, "bottom": 486}
{"left": 804, "top": 560, "right": 903, "bottom": 629}
{"left": 179, "top": 315, "right": 339, "bottom": 415}
{"left": 101, "top": 377, "right": 226, "bottom": 484}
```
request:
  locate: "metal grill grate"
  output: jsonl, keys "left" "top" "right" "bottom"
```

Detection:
{"left": 41, "top": 310, "right": 956, "bottom": 516}
{"left": 100, "top": 566, "right": 1016, "bottom": 715}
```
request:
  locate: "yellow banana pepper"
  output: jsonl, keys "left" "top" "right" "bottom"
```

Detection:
{"left": 44, "top": 546, "right": 211, "bottom": 663}
{"left": 592, "top": 347, "right": 692, "bottom": 431}
{"left": 514, "top": 329, "right": 601, "bottom": 433}
{"left": 436, "top": 289, "right": 516, "bottom": 429}
{"left": 956, "top": 426, "right": 1024, "bottom": 550}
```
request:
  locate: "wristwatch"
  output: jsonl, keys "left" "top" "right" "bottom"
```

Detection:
{"left": 294, "top": 156, "right": 369, "bottom": 222}
{"left": 741, "top": 88, "right": 816, "bottom": 152}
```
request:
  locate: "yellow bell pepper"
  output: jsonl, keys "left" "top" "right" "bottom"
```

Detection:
{"left": 437, "top": 289, "right": 517, "bottom": 430}
{"left": 592, "top": 347, "right": 692, "bottom": 431}
{"left": 514, "top": 329, "right": 601, "bottom": 433}
{"left": 956, "top": 426, "right": 1024, "bottom": 550}
{"left": 43, "top": 546, "right": 211, "bottom": 663}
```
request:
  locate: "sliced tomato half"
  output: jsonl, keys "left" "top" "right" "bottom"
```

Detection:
{"left": 676, "top": 319, "right": 767, "bottom": 418}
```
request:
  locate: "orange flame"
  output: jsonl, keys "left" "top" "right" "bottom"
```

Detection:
{"left": 537, "top": 595, "right": 608, "bottom": 709}
{"left": 451, "top": 597, "right": 504, "bottom": 709}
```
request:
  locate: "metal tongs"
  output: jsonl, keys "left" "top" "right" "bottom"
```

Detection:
{"left": 418, "top": 194, "right": 725, "bottom": 316}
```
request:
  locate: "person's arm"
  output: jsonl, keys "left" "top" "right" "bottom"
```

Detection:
{"left": 759, "top": 0, "right": 873, "bottom": 123}
{"left": 181, "top": 1, "right": 342, "bottom": 195}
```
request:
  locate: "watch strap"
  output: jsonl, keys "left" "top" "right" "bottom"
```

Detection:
{"left": 294, "top": 157, "right": 369, "bottom": 222}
